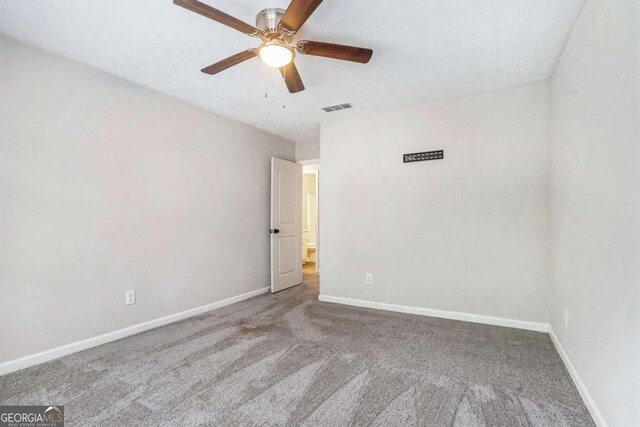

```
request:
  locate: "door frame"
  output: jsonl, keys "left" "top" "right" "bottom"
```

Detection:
{"left": 299, "top": 160, "right": 320, "bottom": 272}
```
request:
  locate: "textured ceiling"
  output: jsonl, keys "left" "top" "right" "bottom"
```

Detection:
{"left": 0, "top": 0, "right": 584, "bottom": 145}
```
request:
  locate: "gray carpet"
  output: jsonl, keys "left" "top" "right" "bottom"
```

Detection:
{"left": 1, "top": 272, "right": 593, "bottom": 426}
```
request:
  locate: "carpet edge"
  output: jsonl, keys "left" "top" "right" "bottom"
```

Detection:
{"left": 317, "top": 294, "right": 549, "bottom": 332}
{"left": 0, "top": 286, "right": 270, "bottom": 376}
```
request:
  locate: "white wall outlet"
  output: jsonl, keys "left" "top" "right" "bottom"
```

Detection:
{"left": 125, "top": 290, "right": 136, "bottom": 305}
{"left": 563, "top": 308, "right": 568, "bottom": 327}
{"left": 366, "top": 273, "right": 373, "bottom": 285}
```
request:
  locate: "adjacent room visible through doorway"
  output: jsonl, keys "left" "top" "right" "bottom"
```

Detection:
{"left": 301, "top": 162, "right": 319, "bottom": 275}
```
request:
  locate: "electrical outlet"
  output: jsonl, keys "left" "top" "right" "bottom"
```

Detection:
{"left": 563, "top": 308, "right": 568, "bottom": 327}
{"left": 125, "top": 290, "right": 136, "bottom": 305}
{"left": 366, "top": 273, "right": 373, "bottom": 285}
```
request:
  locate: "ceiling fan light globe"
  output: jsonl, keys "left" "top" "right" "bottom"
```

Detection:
{"left": 258, "top": 42, "right": 294, "bottom": 68}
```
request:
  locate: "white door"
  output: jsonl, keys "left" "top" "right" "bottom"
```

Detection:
{"left": 271, "top": 157, "right": 302, "bottom": 292}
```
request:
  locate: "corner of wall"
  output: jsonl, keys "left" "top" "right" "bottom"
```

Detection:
{"left": 295, "top": 141, "right": 320, "bottom": 162}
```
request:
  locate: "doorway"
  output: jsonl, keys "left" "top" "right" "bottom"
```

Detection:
{"left": 269, "top": 157, "right": 318, "bottom": 293}
{"left": 300, "top": 161, "right": 319, "bottom": 275}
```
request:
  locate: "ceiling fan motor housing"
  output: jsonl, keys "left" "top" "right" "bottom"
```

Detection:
{"left": 256, "top": 8, "right": 287, "bottom": 39}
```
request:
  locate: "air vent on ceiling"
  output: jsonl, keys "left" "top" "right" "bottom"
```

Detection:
{"left": 321, "top": 103, "right": 353, "bottom": 112}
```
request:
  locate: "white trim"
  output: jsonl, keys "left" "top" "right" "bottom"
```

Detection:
{"left": 0, "top": 288, "right": 604, "bottom": 427}
{"left": 548, "top": 327, "right": 607, "bottom": 427}
{"left": 297, "top": 159, "right": 321, "bottom": 165}
{"left": 318, "top": 295, "right": 605, "bottom": 425}
{"left": 0, "top": 286, "right": 270, "bottom": 376}
{"left": 318, "top": 294, "right": 549, "bottom": 332}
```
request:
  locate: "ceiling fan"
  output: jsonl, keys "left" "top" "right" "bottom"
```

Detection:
{"left": 173, "top": 0, "right": 373, "bottom": 93}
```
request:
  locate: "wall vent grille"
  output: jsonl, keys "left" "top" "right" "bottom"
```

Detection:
{"left": 321, "top": 103, "right": 353, "bottom": 112}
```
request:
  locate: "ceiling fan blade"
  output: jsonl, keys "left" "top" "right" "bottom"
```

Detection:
{"left": 201, "top": 49, "right": 256, "bottom": 75}
{"left": 297, "top": 41, "right": 373, "bottom": 64}
{"left": 279, "top": 0, "right": 323, "bottom": 34}
{"left": 279, "top": 62, "right": 305, "bottom": 93}
{"left": 174, "top": 0, "right": 259, "bottom": 36}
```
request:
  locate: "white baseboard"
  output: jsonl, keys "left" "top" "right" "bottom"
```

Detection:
{"left": 0, "top": 286, "right": 270, "bottom": 376}
{"left": 318, "top": 294, "right": 549, "bottom": 332}
{"left": 1, "top": 288, "right": 605, "bottom": 427}
{"left": 319, "top": 294, "right": 605, "bottom": 425}
{"left": 548, "top": 327, "right": 607, "bottom": 427}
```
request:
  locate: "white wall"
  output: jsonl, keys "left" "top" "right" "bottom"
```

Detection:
{"left": 295, "top": 141, "right": 320, "bottom": 162}
{"left": 0, "top": 36, "right": 294, "bottom": 364}
{"left": 548, "top": 0, "right": 639, "bottom": 425}
{"left": 320, "top": 84, "right": 550, "bottom": 323}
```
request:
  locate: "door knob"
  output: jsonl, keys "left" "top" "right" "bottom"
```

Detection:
{"left": 270, "top": 228, "right": 280, "bottom": 234}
